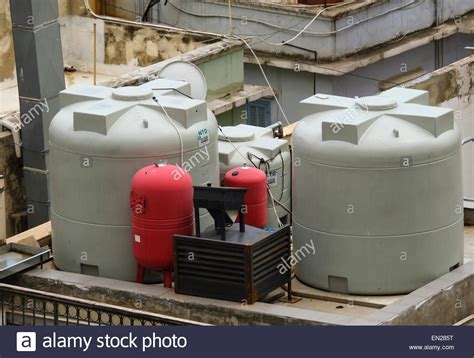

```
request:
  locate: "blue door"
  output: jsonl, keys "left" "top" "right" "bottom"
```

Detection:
{"left": 246, "top": 99, "right": 271, "bottom": 127}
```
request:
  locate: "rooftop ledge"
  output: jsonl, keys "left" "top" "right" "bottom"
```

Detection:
{"left": 244, "top": 11, "right": 474, "bottom": 75}
{"left": 98, "top": 39, "right": 243, "bottom": 88}
{"left": 207, "top": 0, "right": 381, "bottom": 18}
{"left": 208, "top": 84, "right": 273, "bottom": 115}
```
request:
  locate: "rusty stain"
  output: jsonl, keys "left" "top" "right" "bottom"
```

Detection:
{"left": 58, "top": 0, "right": 88, "bottom": 17}
{"left": 411, "top": 70, "right": 460, "bottom": 105}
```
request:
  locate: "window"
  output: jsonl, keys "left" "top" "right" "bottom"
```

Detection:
{"left": 246, "top": 99, "right": 271, "bottom": 127}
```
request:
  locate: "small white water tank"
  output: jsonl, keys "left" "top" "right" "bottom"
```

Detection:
{"left": 218, "top": 124, "right": 291, "bottom": 228}
{"left": 292, "top": 87, "right": 464, "bottom": 295}
{"left": 50, "top": 79, "right": 219, "bottom": 281}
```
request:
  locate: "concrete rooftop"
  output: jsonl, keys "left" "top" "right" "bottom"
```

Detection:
{"left": 5, "top": 225, "right": 473, "bottom": 326}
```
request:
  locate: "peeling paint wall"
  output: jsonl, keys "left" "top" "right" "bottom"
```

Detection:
{"left": 58, "top": 0, "right": 89, "bottom": 17}
{"left": 59, "top": 15, "right": 210, "bottom": 76}
{"left": 104, "top": 23, "right": 204, "bottom": 67}
{"left": 0, "top": 1, "right": 15, "bottom": 89}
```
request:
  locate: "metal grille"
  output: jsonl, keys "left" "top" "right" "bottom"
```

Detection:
{"left": 0, "top": 284, "right": 206, "bottom": 326}
{"left": 175, "top": 238, "right": 246, "bottom": 284}
{"left": 174, "top": 226, "right": 292, "bottom": 303}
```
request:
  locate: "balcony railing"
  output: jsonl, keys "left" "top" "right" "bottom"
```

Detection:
{"left": 0, "top": 283, "right": 207, "bottom": 326}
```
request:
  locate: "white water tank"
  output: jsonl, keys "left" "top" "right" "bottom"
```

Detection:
{"left": 50, "top": 79, "right": 219, "bottom": 281}
{"left": 218, "top": 124, "right": 291, "bottom": 228}
{"left": 293, "top": 87, "right": 464, "bottom": 294}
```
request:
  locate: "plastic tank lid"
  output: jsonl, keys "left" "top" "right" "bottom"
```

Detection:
{"left": 112, "top": 86, "right": 153, "bottom": 101}
{"left": 355, "top": 96, "right": 397, "bottom": 111}
{"left": 218, "top": 126, "right": 255, "bottom": 142}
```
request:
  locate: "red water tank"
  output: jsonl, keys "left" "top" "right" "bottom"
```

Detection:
{"left": 130, "top": 163, "right": 193, "bottom": 287}
{"left": 224, "top": 166, "right": 267, "bottom": 228}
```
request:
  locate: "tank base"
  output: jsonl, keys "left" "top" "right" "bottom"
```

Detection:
{"left": 293, "top": 219, "right": 464, "bottom": 295}
{"left": 52, "top": 209, "right": 213, "bottom": 282}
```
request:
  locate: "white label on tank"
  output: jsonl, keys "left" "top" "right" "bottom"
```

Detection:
{"left": 134, "top": 234, "right": 141, "bottom": 243}
{"left": 197, "top": 128, "right": 210, "bottom": 147}
{"left": 267, "top": 170, "right": 277, "bottom": 187}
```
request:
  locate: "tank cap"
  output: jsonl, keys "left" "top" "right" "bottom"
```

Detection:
{"left": 112, "top": 86, "right": 153, "bottom": 101}
{"left": 355, "top": 96, "right": 397, "bottom": 111}
{"left": 218, "top": 126, "right": 255, "bottom": 142}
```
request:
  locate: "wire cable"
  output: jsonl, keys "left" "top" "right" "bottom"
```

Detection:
{"left": 268, "top": 185, "right": 284, "bottom": 228}
{"left": 231, "top": 35, "right": 291, "bottom": 125}
{"left": 151, "top": 87, "right": 193, "bottom": 99}
{"left": 241, "top": 45, "right": 416, "bottom": 87}
{"left": 219, "top": 125, "right": 290, "bottom": 226}
{"left": 168, "top": 0, "right": 421, "bottom": 37}
{"left": 258, "top": 7, "right": 328, "bottom": 46}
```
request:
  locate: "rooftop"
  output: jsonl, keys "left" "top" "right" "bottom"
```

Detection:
{"left": 5, "top": 222, "right": 473, "bottom": 326}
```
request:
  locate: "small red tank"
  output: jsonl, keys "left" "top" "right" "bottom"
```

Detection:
{"left": 224, "top": 166, "right": 267, "bottom": 228}
{"left": 130, "top": 163, "right": 193, "bottom": 287}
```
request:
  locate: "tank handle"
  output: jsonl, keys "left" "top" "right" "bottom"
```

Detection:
{"left": 462, "top": 137, "right": 474, "bottom": 202}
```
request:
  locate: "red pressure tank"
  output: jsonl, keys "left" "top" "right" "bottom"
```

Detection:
{"left": 224, "top": 165, "right": 267, "bottom": 228}
{"left": 130, "top": 163, "right": 193, "bottom": 287}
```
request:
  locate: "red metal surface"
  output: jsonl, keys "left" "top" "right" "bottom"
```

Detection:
{"left": 130, "top": 164, "right": 193, "bottom": 287}
{"left": 224, "top": 166, "right": 267, "bottom": 228}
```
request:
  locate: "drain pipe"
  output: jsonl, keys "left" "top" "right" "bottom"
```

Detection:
{"left": 9, "top": 0, "right": 65, "bottom": 228}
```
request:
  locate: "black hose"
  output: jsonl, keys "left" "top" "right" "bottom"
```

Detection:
{"left": 142, "top": 0, "right": 168, "bottom": 22}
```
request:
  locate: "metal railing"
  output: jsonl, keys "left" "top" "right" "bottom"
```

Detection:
{"left": 0, "top": 283, "right": 208, "bottom": 326}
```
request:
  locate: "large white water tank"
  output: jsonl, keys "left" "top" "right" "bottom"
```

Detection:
{"left": 50, "top": 79, "right": 219, "bottom": 281}
{"left": 218, "top": 124, "right": 291, "bottom": 228}
{"left": 293, "top": 87, "right": 464, "bottom": 295}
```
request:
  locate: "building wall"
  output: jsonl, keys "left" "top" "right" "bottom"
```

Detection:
{"left": 197, "top": 49, "right": 244, "bottom": 100}
{"left": 59, "top": 15, "right": 210, "bottom": 77}
{"left": 244, "top": 64, "right": 321, "bottom": 124}
{"left": 216, "top": 105, "right": 247, "bottom": 126}
{"left": 404, "top": 55, "right": 474, "bottom": 199}
{"left": 1, "top": 0, "right": 90, "bottom": 93}
{"left": 157, "top": 0, "right": 474, "bottom": 60}
{"left": 244, "top": 33, "right": 472, "bottom": 124}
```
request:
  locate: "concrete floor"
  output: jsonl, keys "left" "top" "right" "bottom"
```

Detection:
{"left": 270, "top": 227, "right": 474, "bottom": 318}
